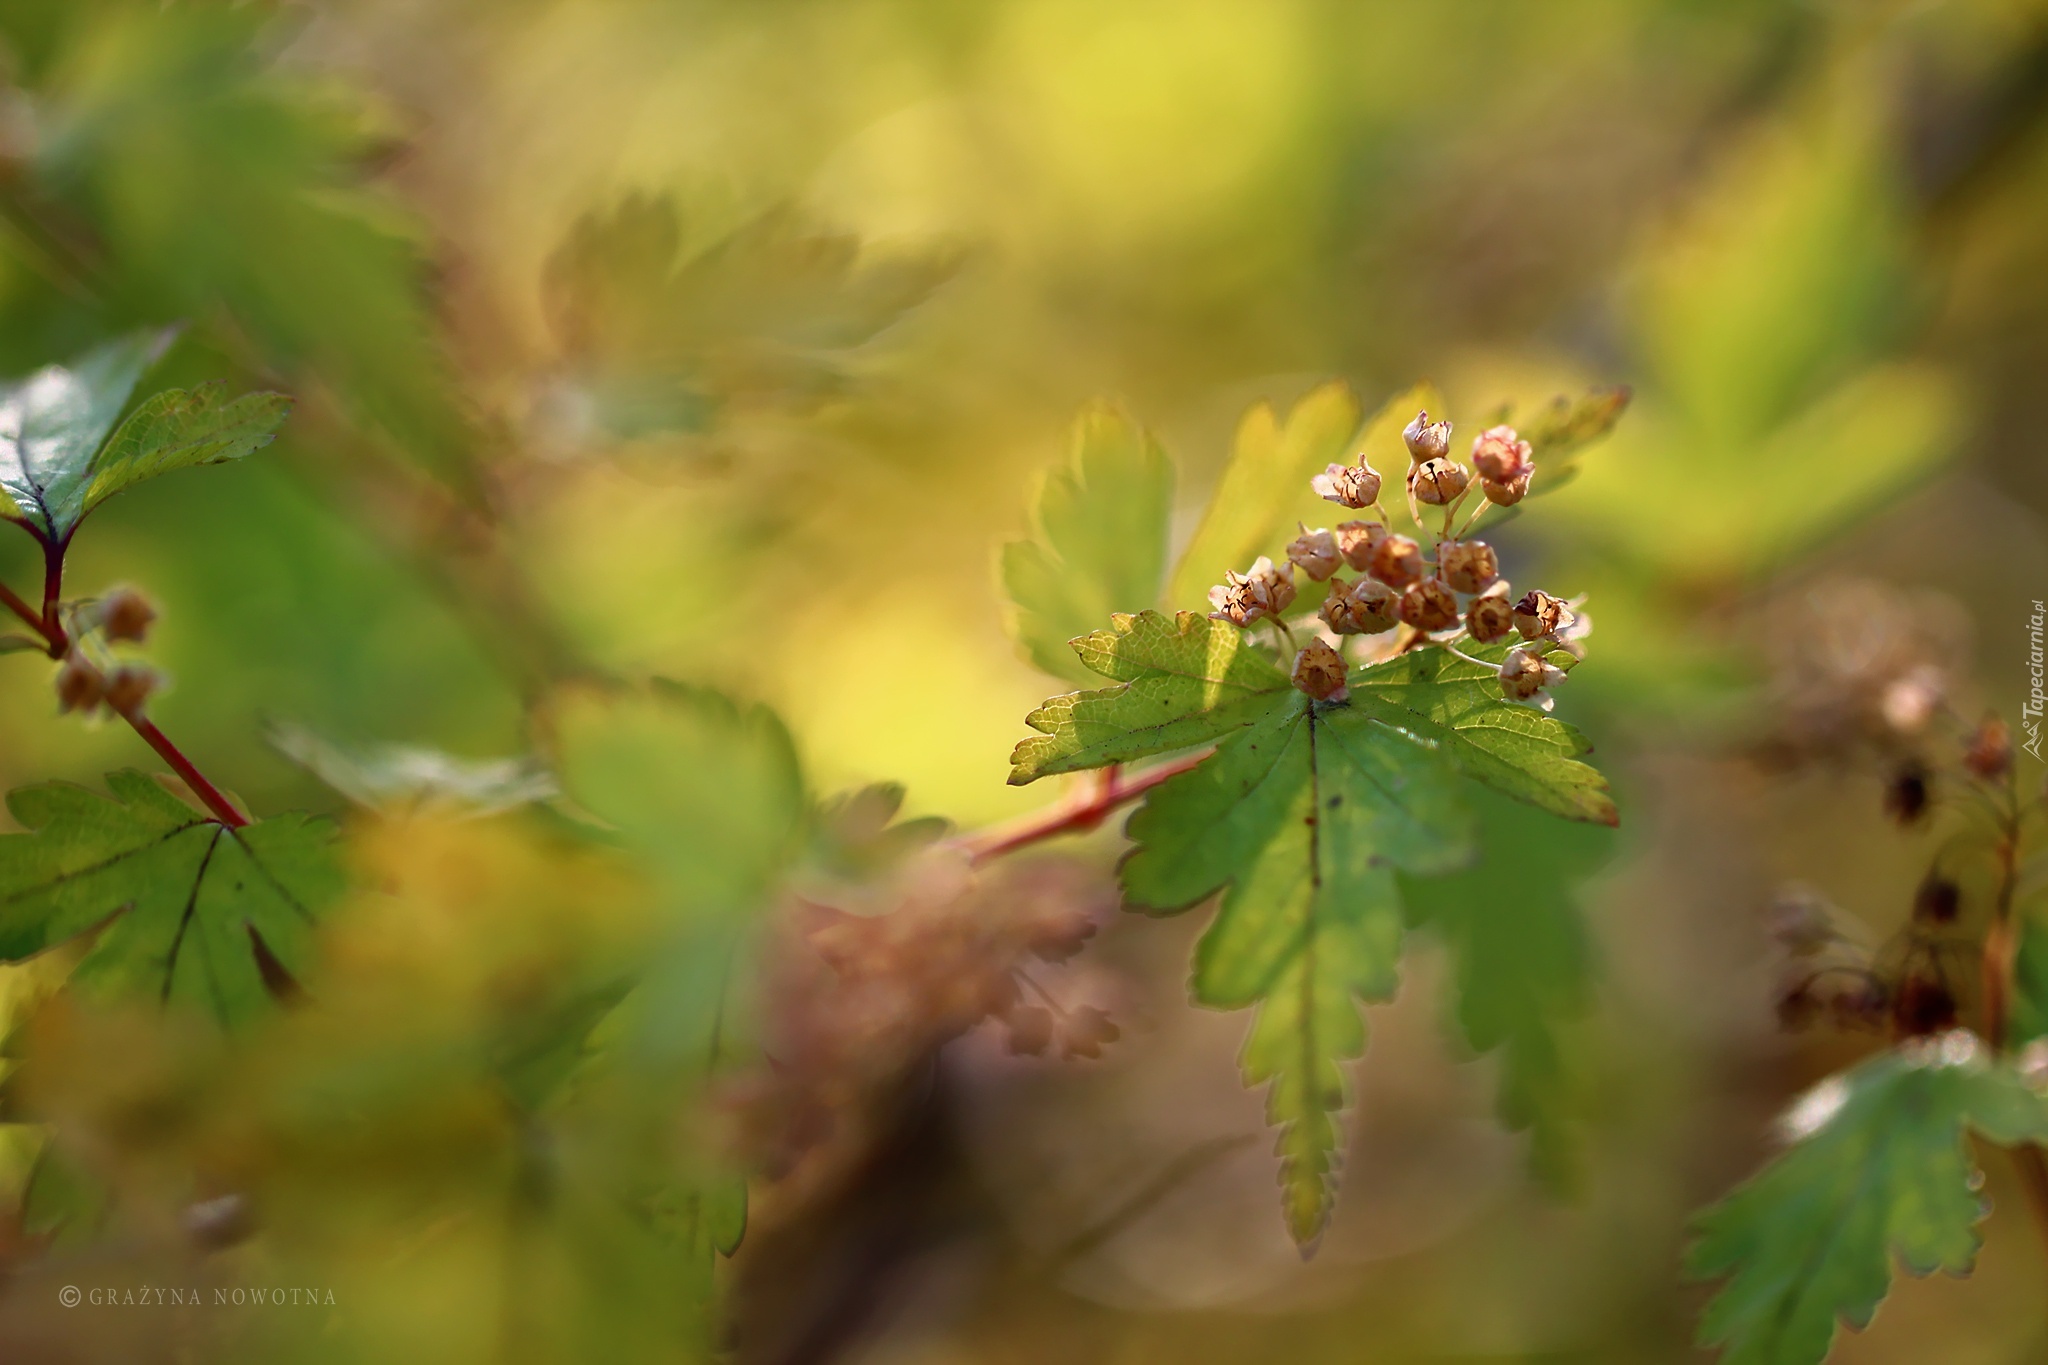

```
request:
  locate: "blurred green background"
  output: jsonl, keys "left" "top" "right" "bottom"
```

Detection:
{"left": 4, "top": 0, "right": 2048, "bottom": 1361}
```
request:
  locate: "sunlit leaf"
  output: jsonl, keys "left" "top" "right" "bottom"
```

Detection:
{"left": 0, "top": 329, "right": 167, "bottom": 538}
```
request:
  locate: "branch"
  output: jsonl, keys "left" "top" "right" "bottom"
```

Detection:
{"left": 965, "top": 750, "right": 1213, "bottom": 865}
{"left": 1976, "top": 770, "right": 2048, "bottom": 1278}
{"left": 122, "top": 713, "right": 249, "bottom": 829}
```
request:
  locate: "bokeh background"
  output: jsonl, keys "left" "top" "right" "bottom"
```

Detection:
{"left": 3, "top": 0, "right": 2048, "bottom": 1362}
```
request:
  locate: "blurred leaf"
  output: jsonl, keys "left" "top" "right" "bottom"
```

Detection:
{"left": 2012, "top": 914, "right": 2048, "bottom": 1048}
{"left": 1517, "top": 385, "right": 1632, "bottom": 492}
{"left": 1001, "top": 402, "right": 1174, "bottom": 684}
{"left": 1687, "top": 1043, "right": 2048, "bottom": 1365}
{"left": 0, "top": 770, "right": 342, "bottom": 1028}
{"left": 83, "top": 380, "right": 290, "bottom": 529}
{"left": 0, "top": 327, "right": 169, "bottom": 538}
{"left": 267, "top": 718, "right": 557, "bottom": 817}
{"left": 805, "top": 782, "right": 949, "bottom": 882}
{"left": 1009, "top": 610, "right": 1287, "bottom": 783}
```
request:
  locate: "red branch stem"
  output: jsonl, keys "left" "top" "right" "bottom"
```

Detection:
{"left": 967, "top": 751, "right": 1213, "bottom": 865}
{"left": 124, "top": 713, "right": 248, "bottom": 828}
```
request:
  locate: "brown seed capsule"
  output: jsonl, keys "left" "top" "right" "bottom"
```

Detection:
{"left": 1912, "top": 874, "right": 1960, "bottom": 925}
{"left": 1058, "top": 1004, "right": 1121, "bottom": 1059}
{"left": 1498, "top": 645, "right": 1565, "bottom": 701}
{"left": 1883, "top": 762, "right": 1931, "bottom": 825}
{"left": 1482, "top": 468, "right": 1532, "bottom": 506}
{"left": 99, "top": 587, "right": 157, "bottom": 644}
{"left": 1437, "top": 539, "right": 1498, "bottom": 594}
{"left": 1397, "top": 578, "right": 1459, "bottom": 632}
{"left": 1292, "top": 638, "right": 1350, "bottom": 701}
{"left": 1368, "top": 533, "right": 1423, "bottom": 589}
{"left": 1285, "top": 525, "right": 1343, "bottom": 581}
{"left": 1894, "top": 974, "right": 1959, "bottom": 1037}
{"left": 1402, "top": 410, "right": 1453, "bottom": 464}
{"left": 1207, "top": 556, "right": 1297, "bottom": 627}
{"left": 1513, "top": 589, "right": 1565, "bottom": 640}
{"left": 1963, "top": 715, "right": 2013, "bottom": 781}
{"left": 103, "top": 665, "right": 158, "bottom": 718}
{"left": 55, "top": 653, "right": 105, "bottom": 714}
{"left": 1470, "top": 424, "right": 1532, "bottom": 483}
{"left": 1466, "top": 591, "right": 1515, "bottom": 643}
{"left": 1320, "top": 578, "right": 1398, "bottom": 635}
{"left": 1410, "top": 457, "right": 1470, "bottom": 506}
{"left": 1334, "top": 520, "right": 1386, "bottom": 572}
{"left": 1311, "top": 460, "right": 1383, "bottom": 509}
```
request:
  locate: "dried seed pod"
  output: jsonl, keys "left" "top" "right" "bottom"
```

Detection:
{"left": 1482, "top": 468, "right": 1532, "bottom": 506}
{"left": 1334, "top": 520, "right": 1386, "bottom": 572}
{"left": 99, "top": 587, "right": 157, "bottom": 644}
{"left": 1410, "top": 457, "right": 1470, "bottom": 506}
{"left": 1498, "top": 645, "right": 1565, "bottom": 702}
{"left": 55, "top": 653, "right": 105, "bottom": 714}
{"left": 1397, "top": 578, "right": 1459, "bottom": 632}
{"left": 1059, "top": 1004, "right": 1121, "bottom": 1059}
{"left": 1207, "top": 556, "right": 1297, "bottom": 627}
{"left": 1894, "top": 974, "right": 1959, "bottom": 1037}
{"left": 1320, "top": 578, "right": 1398, "bottom": 635}
{"left": 1466, "top": 591, "right": 1515, "bottom": 643}
{"left": 1963, "top": 716, "right": 2013, "bottom": 781}
{"left": 1285, "top": 525, "right": 1343, "bottom": 581}
{"left": 103, "top": 665, "right": 158, "bottom": 718}
{"left": 1912, "top": 874, "right": 1960, "bottom": 925}
{"left": 1470, "top": 424, "right": 1532, "bottom": 483}
{"left": 1402, "top": 410, "right": 1453, "bottom": 464}
{"left": 1883, "top": 762, "right": 1931, "bottom": 825}
{"left": 1292, "top": 638, "right": 1350, "bottom": 701}
{"left": 1311, "top": 460, "right": 1382, "bottom": 509}
{"left": 1368, "top": 533, "right": 1424, "bottom": 589}
{"left": 1513, "top": 589, "right": 1566, "bottom": 640}
{"left": 1437, "top": 539, "right": 1498, "bottom": 594}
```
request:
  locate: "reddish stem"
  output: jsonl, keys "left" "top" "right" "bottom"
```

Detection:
{"left": 39, "top": 536, "right": 65, "bottom": 651}
{"left": 967, "top": 751, "right": 1213, "bottom": 865}
{"left": 122, "top": 713, "right": 248, "bottom": 828}
{"left": 0, "top": 577, "right": 49, "bottom": 651}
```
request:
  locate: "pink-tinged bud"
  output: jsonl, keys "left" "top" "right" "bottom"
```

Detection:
{"left": 1286, "top": 525, "right": 1343, "bottom": 581}
{"left": 1513, "top": 589, "right": 1565, "bottom": 640}
{"left": 1466, "top": 590, "right": 1515, "bottom": 643}
{"left": 99, "top": 587, "right": 157, "bottom": 644}
{"left": 1292, "top": 637, "right": 1350, "bottom": 701}
{"left": 1402, "top": 410, "right": 1453, "bottom": 464}
{"left": 1368, "top": 534, "right": 1423, "bottom": 589}
{"left": 1319, "top": 578, "right": 1398, "bottom": 635}
{"left": 1207, "top": 556, "right": 1296, "bottom": 627}
{"left": 1470, "top": 424, "right": 1532, "bottom": 483}
{"left": 1482, "top": 467, "right": 1532, "bottom": 506}
{"left": 1409, "top": 458, "right": 1470, "bottom": 506}
{"left": 103, "top": 665, "right": 159, "bottom": 718}
{"left": 1397, "top": 578, "right": 1459, "bottom": 632}
{"left": 1498, "top": 645, "right": 1566, "bottom": 702}
{"left": 1334, "top": 520, "right": 1386, "bottom": 572}
{"left": 55, "top": 654, "right": 105, "bottom": 714}
{"left": 1437, "top": 539, "right": 1498, "bottom": 594}
{"left": 1311, "top": 460, "right": 1382, "bottom": 509}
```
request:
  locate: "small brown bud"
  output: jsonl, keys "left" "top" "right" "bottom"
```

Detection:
{"left": 1470, "top": 424, "right": 1532, "bottom": 483}
{"left": 1285, "top": 525, "right": 1343, "bottom": 581}
{"left": 1334, "top": 520, "right": 1386, "bottom": 572}
{"left": 1883, "top": 762, "right": 1930, "bottom": 825}
{"left": 1311, "top": 461, "right": 1382, "bottom": 509}
{"left": 1320, "top": 578, "right": 1398, "bottom": 635}
{"left": 103, "top": 665, "right": 158, "bottom": 718}
{"left": 1963, "top": 715, "right": 2013, "bottom": 782}
{"left": 1397, "top": 578, "right": 1459, "bottom": 632}
{"left": 99, "top": 587, "right": 157, "bottom": 644}
{"left": 1410, "top": 458, "right": 1470, "bottom": 506}
{"left": 1004, "top": 1004, "right": 1054, "bottom": 1056}
{"left": 1207, "top": 556, "right": 1297, "bottom": 627}
{"left": 1482, "top": 468, "right": 1532, "bottom": 506}
{"left": 1498, "top": 645, "right": 1565, "bottom": 702}
{"left": 1913, "top": 874, "right": 1960, "bottom": 925}
{"left": 1059, "top": 1004, "right": 1121, "bottom": 1059}
{"left": 1368, "top": 533, "right": 1424, "bottom": 589}
{"left": 1437, "top": 539, "right": 1498, "bottom": 594}
{"left": 1402, "top": 410, "right": 1453, "bottom": 464}
{"left": 55, "top": 654, "right": 105, "bottom": 714}
{"left": 1894, "top": 974, "right": 1958, "bottom": 1037}
{"left": 1466, "top": 590, "right": 1515, "bottom": 643}
{"left": 1292, "top": 638, "right": 1349, "bottom": 701}
{"left": 1513, "top": 590, "right": 1565, "bottom": 640}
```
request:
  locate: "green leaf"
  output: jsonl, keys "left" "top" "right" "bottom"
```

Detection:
{"left": 1001, "top": 403, "right": 1174, "bottom": 685}
{"left": 0, "top": 330, "right": 171, "bottom": 539}
{"left": 2012, "top": 912, "right": 2048, "bottom": 1048}
{"left": 1121, "top": 691, "right": 1474, "bottom": 1247}
{"left": 83, "top": 381, "right": 291, "bottom": 524}
{"left": 1688, "top": 1042, "right": 2048, "bottom": 1365}
{"left": 0, "top": 771, "right": 344, "bottom": 1029}
{"left": 1008, "top": 610, "right": 1289, "bottom": 784}
{"left": 1348, "top": 646, "right": 1618, "bottom": 826}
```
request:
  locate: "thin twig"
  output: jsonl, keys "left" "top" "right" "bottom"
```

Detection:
{"left": 1976, "top": 764, "right": 2048, "bottom": 1276}
{"left": 966, "top": 750, "right": 1214, "bottom": 865}
{"left": 121, "top": 713, "right": 248, "bottom": 828}
{"left": 0, "top": 578, "right": 49, "bottom": 651}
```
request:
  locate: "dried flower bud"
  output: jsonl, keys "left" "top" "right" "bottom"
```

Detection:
{"left": 1894, "top": 974, "right": 1959, "bottom": 1037}
{"left": 1059, "top": 1004, "right": 1120, "bottom": 1059}
{"left": 1466, "top": 591, "right": 1515, "bottom": 643}
{"left": 1410, "top": 457, "right": 1470, "bottom": 506}
{"left": 1436, "top": 539, "right": 1498, "bottom": 594}
{"left": 1334, "top": 520, "right": 1386, "bottom": 571}
{"left": 1368, "top": 533, "right": 1423, "bottom": 589}
{"left": 1311, "top": 461, "right": 1382, "bottom": 509}
{"left": 1470, "top": 424, "right": 1532, "bottom": 483}
{"left": 1912, "top": 873, "right": 1960, "bottom": 925}
{"left": 55, "top": 653, "right": 105, "bottom": 714}
{"left": 1320, "top": 577, "right": 1398, "bottom": 635}
{"left": 1208, "top": 556, "right": 1296, "bottom": 627}
{"left": 1482, "top": 468, "right": 1532, "bottom": 506}
{"left": 1402, "top": 410, "right": 1452, "bottom": 464}
{"left": 1003, "top": 1003, "right": 1054, "bottom": 1056}
{"left": 99, "top": 587, "right": 157, "bottom": 644}
{"left": 1292, "top": 638, "right": 1350, "bottom": 701}
{"left": 1286, "top": 525, "right": 1343, "bottom": 581}
{"left": 1498, "top": 645, "right": 1565, "bottom": 702}
{"left": 103, "top": 665, "right": 158, "bottom": 718}
{"left": 1963, "top": 715, "right": 2013, "bottom": 781}
{"left": 1883, "top": 762, "right": 1930, "bottom": 825}
{"left": 1397, "top": 578, "right": 1459, "bottom": 632}
{"left": 1513, "top": 589, "right": 1565, "bottom": 640}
